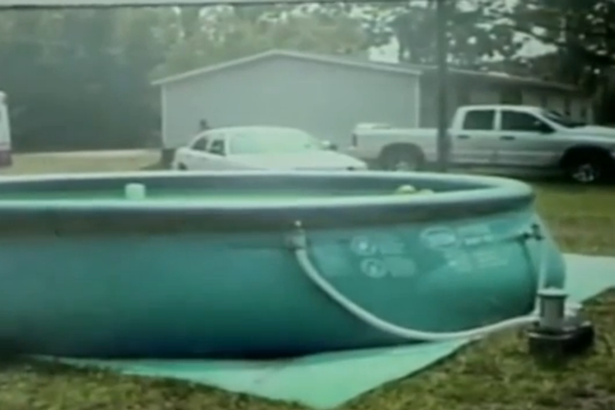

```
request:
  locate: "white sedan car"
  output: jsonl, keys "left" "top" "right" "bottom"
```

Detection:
{"left": 172, "top": 126, "right": 368, "bottom": 171}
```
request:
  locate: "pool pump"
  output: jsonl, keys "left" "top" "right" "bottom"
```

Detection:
{"left": 527, "top": 288, "right": 595, "bottom": 359}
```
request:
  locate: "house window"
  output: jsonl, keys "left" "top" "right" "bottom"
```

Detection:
{"left": 500, "top": 88, "right": 523, "bottom": 104}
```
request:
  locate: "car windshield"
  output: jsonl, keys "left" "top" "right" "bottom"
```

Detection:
{"left": 228, "top": 129, "right": 324, "bottom": 155}
{"left": 541, "top": 109, "right": 585, "bottom": 128}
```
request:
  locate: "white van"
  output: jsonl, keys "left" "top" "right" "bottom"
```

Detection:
{"left": 0, "top": 91, "right": 12, "bottom": 167}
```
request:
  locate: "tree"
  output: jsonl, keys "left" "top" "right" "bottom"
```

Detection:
{"left": 506, "top": 0, "right": 615, "bottom": 121}
{"left": 154, "top": 5, "right": 369, "bottom": 78}
{"left": 0, "top": 8, "right": 175, "bottom": 151}
{"left": 507, "top": 1, "right": 602, "bottom": 83}
{"left": 361, "top": 0, "right": 524, "bottom": 69}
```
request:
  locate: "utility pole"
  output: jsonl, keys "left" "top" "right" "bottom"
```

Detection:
{"left": 435, "top": 0, "right": 449, "bottom": 172}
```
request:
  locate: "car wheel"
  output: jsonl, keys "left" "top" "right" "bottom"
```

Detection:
{"left": 379, "top": 145, "right": 424, "bottom": 171}
{"left": 563, "top": 152, "right": 610, "bottom": 184}
{"left": 177, "top": 163, "right": 188, "bottom": 171}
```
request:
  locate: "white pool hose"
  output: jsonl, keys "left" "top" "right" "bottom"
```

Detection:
{"left": 288, "top": 221, "right": 578, "bottom": 342}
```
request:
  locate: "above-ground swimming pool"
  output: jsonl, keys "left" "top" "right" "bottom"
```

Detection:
{"left": 0, "top": 171, "right": 565, "bottom": 358}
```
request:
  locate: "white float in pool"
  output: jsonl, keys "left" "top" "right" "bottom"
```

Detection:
{"left": 124, "top": 183, "right": 147, "bottom": 200}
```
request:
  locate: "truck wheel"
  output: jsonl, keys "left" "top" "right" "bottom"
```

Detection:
{"left": 379, "top": 145, "right": 424, "bottom": 171}
{"left": 561, "top": 150, "right": 612, "bottom": 184}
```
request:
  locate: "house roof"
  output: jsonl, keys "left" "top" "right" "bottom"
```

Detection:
{"left": 415, "top": 65, "right": 579, "bottom": 92}
{"left": 152, "top": 49, "right": 580, "bottom": 93}
{"left": 152, "top": 49, "right": 423, "bottom": 86}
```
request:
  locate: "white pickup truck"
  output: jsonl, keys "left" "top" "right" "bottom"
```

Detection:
{"left": 348, "top": 105, "right": 615, "bottom": 184}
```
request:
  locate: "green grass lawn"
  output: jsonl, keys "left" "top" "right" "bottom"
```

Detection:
{"left": 0, "top": 150, "right": 160, "bottom": 175}
{"left": 0, "top": 152, "right": 614, "bottom": 410}
{"left": 534, "top": 183, "right": 615, "bottom": 256}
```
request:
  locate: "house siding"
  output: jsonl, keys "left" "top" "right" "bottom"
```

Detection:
{"left": 161, "top": 56, "right": 421, "bottom": 148}
{"left": 418, "top": 77, "right": 461, "bottom": 127}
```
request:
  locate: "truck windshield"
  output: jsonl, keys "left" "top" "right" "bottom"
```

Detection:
{"left": 541, "top": 109, "right": 585, "bottom": 128}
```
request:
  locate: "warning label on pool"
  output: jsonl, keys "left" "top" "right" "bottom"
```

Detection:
{"left": 419, "top": 223, "right": 510, "bottom": 272}
{"left": 350, "top": 236, "right": 378, "bottom": 257}
{"left": 337, "top": 223, "right": 514, "bottom": 279}
{"left": 420, "top": 227, "right": 460, "bottom": 250}
{"left": 347, "top": 234, "right": 417, "bottom": 279}
{"left": 350, "top": 234, "right": 405, "bottom": 257}
{"left": 360, "top": 258, "right": 388, "bottom": 278}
